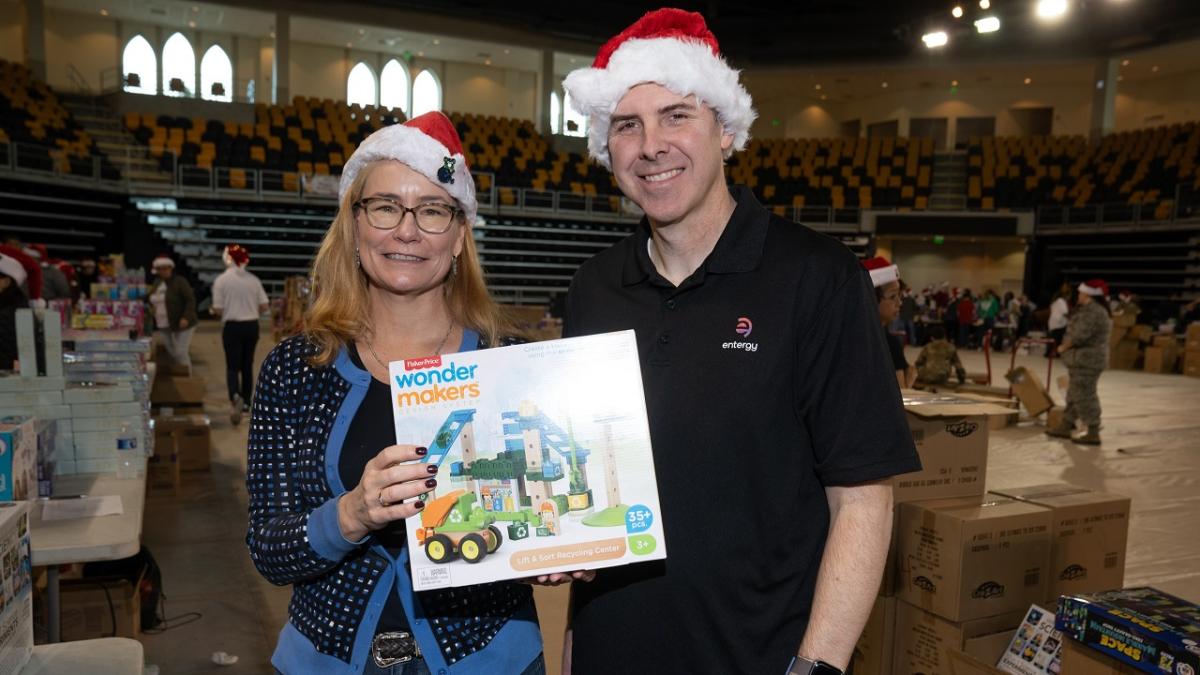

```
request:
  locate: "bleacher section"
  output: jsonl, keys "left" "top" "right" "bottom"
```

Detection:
{"left": 728, "top": 136, "right": 936, "bottom": 214}
{"left": 0, "top": 60, "right": 119, "bottom": 179}
{"left": 1031, "top": 230, "right": 1200, "bottom": 303}
{"left": 0, "top": 178, "right": 124, "bottom": 262}
{"left": 967, "top": 123, "right": 1200, "bottom": 216}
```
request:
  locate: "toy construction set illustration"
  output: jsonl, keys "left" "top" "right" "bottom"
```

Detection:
{"left": 390, "top": 330, "right": 666, "bottom": 590}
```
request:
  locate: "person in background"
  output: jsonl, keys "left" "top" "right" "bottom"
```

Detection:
{"left": 976, "top": 289, "right": 999, "bottom": 349}
{"left": 944, "top": 288, "right": 960, "bottom": 347}
{"left": 1046, "top": 282, "right": 1071, "bottom": 356}
{"left": 211, "top": 244, "right": 269, "bottom": 425}
{"left": 76, "top": 258, "right": 98, "bottom": 299}
{"left": 149, "top": 254, "right": 198, "bottom": 373}
{"left": 914, "top": 324, "right": 967, "bottom": 388}
{"left": 0, "top": 245, "right": 41, "bottom": 370}
{"left": 1179, "top": 298, "right": 1200, "bottom": 332}
{"left": 561, "top": 11, "right": 920, "bottom": 672}
{"left": 24, "top": 244, "right": 70, "bottom": 301}
{"left": 865, "top": 257, "right": 913, "bottom": 389}
{"left": 956, "top": 288, "right": 976, "bottom": 348}
{"left": 897, "top": 282, "right": 918, "bottom": 346}
{"left": 1046, "top": 279, "right": 1112, "bottom": 445}
{"left": 1112, "top": 289, "right": 1140, "bottom": 322}
{"left": 246, "top": 112, "right": 546, "bottom": 675}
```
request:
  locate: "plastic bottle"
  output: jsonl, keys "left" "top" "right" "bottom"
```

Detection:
{"left": 116, "top": 422, "right": 140, "bottom": 479}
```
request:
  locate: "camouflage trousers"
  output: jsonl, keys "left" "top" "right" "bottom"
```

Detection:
{"left": 1063, "top": 367, "right": 1103, "bottom": 427}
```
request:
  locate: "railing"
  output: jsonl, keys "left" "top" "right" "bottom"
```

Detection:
{"left": 1036, "top": 185, "right": 1198, "bottom": 230}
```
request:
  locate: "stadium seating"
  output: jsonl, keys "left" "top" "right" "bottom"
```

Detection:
{"left": 0, "top": 60, "right": 118, "bottom": 178}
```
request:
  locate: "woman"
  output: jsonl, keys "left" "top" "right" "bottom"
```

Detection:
{"left": 210, "top": 243, "right": 269, "bottom": 425}
{"left": 1046, "top": 279, "right": 1112, "bottom": 445}
{"left": 1046, "top": 283, "right": 1071, "bottom": 356}
{"left": 246, "top": 112, "right": 547, "bottom": 675}
{"left": 863, "top": 256, "right": 912, "bottom": 388}
{"left": 149, "top": 255, "right": 198, "bottom": 373}
{"left": 0, "top": 245, "right": 41, "bottom": 370}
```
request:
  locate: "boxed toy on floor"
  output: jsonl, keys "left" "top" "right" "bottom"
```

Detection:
{"left": 0, "top": 502, "right": 33, "bottom": 675}
{"left": 1055, "top": 587, "right": 1200, "bottom": 675}
{"left": 994, "top": 604, "right": 1064, "bottom": 675}
{"left": 892, "top": 599, "right": 1025, "bottom": 675}
{"left": 0, "top": 416, "right": 37, "bottom": 501}
{"left": 392, "top": 331, "right": 665, "bottom": 590}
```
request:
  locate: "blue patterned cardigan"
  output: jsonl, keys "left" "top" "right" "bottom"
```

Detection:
{"left": 246, "top": 332, "right": 542, "bottom": 675}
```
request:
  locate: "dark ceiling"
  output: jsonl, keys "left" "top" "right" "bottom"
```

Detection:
{"left": 370, "top": 0, "right": 1200, "bottom": 67}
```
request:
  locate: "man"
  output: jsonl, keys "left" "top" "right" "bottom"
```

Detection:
{"left": 210, "top": 244, "right": 268, "bottom": 424}
{"left": 561, "top": 9, "right": 920, "bottom": 675}
{"left": 914, "top": 324, "right": 967, "bottom": 388}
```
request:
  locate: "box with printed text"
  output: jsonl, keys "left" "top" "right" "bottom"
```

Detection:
{"left": 393, "top": 331, "right": 666, "bottom": 590}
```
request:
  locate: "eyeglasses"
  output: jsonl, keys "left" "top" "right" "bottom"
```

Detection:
{"left": 354, "top": 197, "right": 460, "bottom": 235}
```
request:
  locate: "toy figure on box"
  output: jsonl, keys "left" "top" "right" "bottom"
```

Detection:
{"left": 246, "top": 112, "right": 548, "bottom": 675}
{"left": 559, "top": 8, "right": 921, "bottom": 675}
{"left": 1045, "top": 279, "right": 1112, "bottom": 445}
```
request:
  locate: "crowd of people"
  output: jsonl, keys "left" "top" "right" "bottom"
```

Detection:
{"left": 885, "top": 282, "right": 1041, "bottom": 351}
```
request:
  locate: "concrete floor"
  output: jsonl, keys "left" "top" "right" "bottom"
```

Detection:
{"left": 137, "top": 323, "right": 1200, "bottom": 674}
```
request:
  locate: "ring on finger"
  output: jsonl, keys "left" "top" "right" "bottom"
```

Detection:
{"left": 378, "top": 489, "right": 388, "bottom": 508}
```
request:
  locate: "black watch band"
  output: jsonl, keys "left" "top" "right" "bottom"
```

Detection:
{"left": 786, "top": 656, "right": 844, "bottom": 675}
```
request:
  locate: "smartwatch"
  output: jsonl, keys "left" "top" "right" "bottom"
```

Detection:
{"left": 786, "top": 656, "right": 844, "bottom": 675}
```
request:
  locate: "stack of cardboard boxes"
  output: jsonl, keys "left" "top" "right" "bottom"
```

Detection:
{"left": 1185, "top": 324, "right": 1200, "bottom": 378}
{"left": 853, "top": 392, "right": 1132, "bottom": 675}
{"left": 148, "top": 348, "right": 212, "bottom": 496}
{"left": 1056, "top": 587, "right": 1199, "bottom": 675}
{"left": 1111, "top": 315, "right": 1198, "bottom": 376}
{"left": 0, "top": 502, "right": 34, "bottom": 674}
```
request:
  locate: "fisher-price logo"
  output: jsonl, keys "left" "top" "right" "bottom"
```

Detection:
{"left": 722, "top": 316, "right": 758, "bottom": 353}
{"left": 394, "top": 357, "right": 481, "bottom": 407}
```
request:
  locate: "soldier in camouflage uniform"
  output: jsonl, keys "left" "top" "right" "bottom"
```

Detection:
{"left": 915, "top": 325, "right": 967, "bottom": 387}
{"left": 1046, "top": 279, "right": 1112, "bottom": 445}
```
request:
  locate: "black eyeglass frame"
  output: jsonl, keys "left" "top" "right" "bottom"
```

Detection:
{"left": 353, "top": 196, "right": 461, "bottom": 235}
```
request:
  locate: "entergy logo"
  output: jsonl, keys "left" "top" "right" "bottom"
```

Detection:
{"left": 735, "top": 316, "right": 753, "bottom": 337}
{"left": 723, "top": 316, "right": 758, "bottom": 353}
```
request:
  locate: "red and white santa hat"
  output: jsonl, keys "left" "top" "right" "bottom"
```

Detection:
{"left": 562, "top": 8, "right": 757, "bottom": 170}
{"left": 152, "top": 254, "right": 175, "bottom": 269}
{"left": 339, "top": 111, "right": 476, "bottom": 224}
{"left": 0, "top": 244, "right": 43, "bottom": 304}
{"left": 861, "top": 256, "right": 900, "bottom": 288}
{"left": 223, "top": 244, "right": 250, "bottom": 267}
{"left": 1078, "top": 278, "right": 1109, "bottom": 297}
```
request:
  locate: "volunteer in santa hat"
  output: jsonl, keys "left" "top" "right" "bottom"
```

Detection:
{"left": 210, "top": 244, "right": 269, "bottom": 425}
{"left": 1047, "top": 278, "right": 1112, "bottom": 445}
{"left": 148, "top": 253, "right": 198, "bottom": 373}
{"left": 561, "top": 9, "right": 919, "bottom": 675}
{"left": 247, "top": 111, "right": 542, "bottom": 675}
{"left": 23, "top": 243, "right": 71, "bottom": 301}
{"left": 0, "top": 244, "right": 42, "bottom": 369}
{"left": 863, "top": 256, "right": 913, "bottom": 388}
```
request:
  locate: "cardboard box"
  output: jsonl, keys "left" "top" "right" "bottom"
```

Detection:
{"left": 1184, "top": 349, "right": 1200, "bottom": 378}
{"left": 1186, "top": 323, "right": 1200, "bottom": 351}
{"left": 995, "top": 604, "right": 1064, "bottom": 675}
{"left": 1152, "top": 335, "right": 1180, "bottom": 350}
{"left": 897, "top": 495, "right": 1052, "bottom": 622}
{"left": 59, "top": 577, "right": 141, "bottom": 641}
{"left": 0, "top": 502, "right": 33, "bottom": 675}
{"left": 953, "top": 393, "right": 1019, "bottom": 430}
{"left": 854, "top": 596, "right": 897, "bottom": 675}
{"left": 944, "top": 649, "right": 1006, "bottom": 675}
{"left": 153, "top": 414, "right": 211, "bottom": 471}
{"left": 1060, "top": 638, "right": 1139, "bottom": 674}
{"left": 150, "top": 376, "right": 206, "bottom": 405}
{"left": 1142, "top": 346, "right": 1179, "bottom": 374}
{"left": 989, "top": 484, "right": 1130, "bottom": 602}
{"left": 1004, "top": 367, "right": 1054, "bottom": 417}
{"left": 1109, "top": 338, "right": 1141, "bottom": 370}
{"left": 1056, "top": 587, "right": 1200, "bottom": 675}
{"left": 893, "top": 600, "right": 1024, "bottom": 675}
{"left": 0, "top": 416, "right": 38, "bottom": 501}
{"left": 1045, "top": 407, "right": 1064, "bottom": 431}
{"left": 897, "top": 391, "right": 1014, "bottom": 503}
{"left": 1130, "top": 324, "right": 1154, "bottom": 343}
{"left": 148, "top": 441, "right": 180, "bottom": 497}
{"left": 1112, "top": 313, "right": 1138, "bottom": 329}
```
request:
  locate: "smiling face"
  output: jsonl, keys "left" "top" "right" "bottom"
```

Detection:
{"left": 606, "top": 84, "right": 733, "bottom": 227}
{"left": 877, "top": 281, "right": 901, "bottom": 324}
{"left": 354, "top": 160, "right": 466, "bottom": 298}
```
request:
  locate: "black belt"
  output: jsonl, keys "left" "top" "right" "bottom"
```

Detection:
{"left": 372, "top": 631, "right": 422, "bottom": 668}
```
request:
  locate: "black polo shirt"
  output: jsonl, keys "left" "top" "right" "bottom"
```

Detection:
{"left": 563, "top": 187, "right": 920, "bottom": 675}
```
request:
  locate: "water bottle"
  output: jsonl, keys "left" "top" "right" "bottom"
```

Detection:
{"left": 116, "top": 422, "right": 140, "bottom": 479}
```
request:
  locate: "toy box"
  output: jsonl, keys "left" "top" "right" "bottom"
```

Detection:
{"left": 0, "top": 417, "right": 37, "bottom": 501}
{"left": 0, "top": 501, "right": 33, "bottom": 675}
{"left": 392, "top": 331, "right": 665, "bottom": 590}
{"left": 893, "top": 599, "right": 1025, "bottom": 675}
{"left": 996, "top": 604, "right": 1064, "bottom": 674}
{"left": 1055, "top": 587, "right": 1200, "bottom": 675}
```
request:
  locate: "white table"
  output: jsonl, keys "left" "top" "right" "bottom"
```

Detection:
{"left": 22, "top": 638, "right": 143, "bottom": 674}
{"left": 30, "top": 473, "right": 146, "bottom": 643}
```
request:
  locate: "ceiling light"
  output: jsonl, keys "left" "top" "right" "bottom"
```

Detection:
{"left": 100, "top": 8, "right": 109, "bottom": 15}
{"left": 1096, "top": 80, "right": 1105, "bottom": 89}
{"left": 1151, "top": 65, "right": 1159, "bottom": 72}
{"left": 432, "top": 39, "right": 440, "bottom": 45}
{"left": 269, "top": 31, "right": 275, "bottom": 38}
{"left": 1117, "top": 75, "right": 1124, "bottom": 82}
{"left": 191, "top": 5, "right": 199, "bottom": 12}
{"left": 979, "top": 0, "right": 990, "bottom": 7}
{"left": 358, "top": 29, "right": 365, "bottom": 35}
{"left": 881, "top": 82, "right": 889, "bottom": 88}
{"left": 1024, "top": 77, "right": 1032, "bottom": 84}
{"left": 504, "top": 49, "right": 510, "bottom": 54}
{"left": 952, "top": 5, "right": 964, "bottom": 18}
{"left": 922, "top": 31, "right": 949, "bottom": 48}
{"left": 814, "top": 83, "right": 822, "bottom": 90}
{"left": 1121, "top": 59, "right": 1130, "bottom": 66}
{"left": 820, "top": 94, "right": 827, "bottom": 100}
{"left": 187, "top": 20, "right": 196, "bottom": 28}
{"left": 1036, "top": 0, "right": 1069, "bottom": 21}
{"left": 417, "top": 51, "right": 424, "bottom": 57}
{"left": 346, "top": 42, "right": 352, "bottom": 48}
{"left": 484, "top": 59, "right": 492, "bottom": 66}
{"left": 974, "top": 16, "right": 1000, "bottom": 32}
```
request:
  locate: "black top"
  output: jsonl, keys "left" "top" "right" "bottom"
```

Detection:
{"left": 563, "top": 187, "right": 921, "bottom": 675}
{"left": 886, "top": 330, "right": 909, "bottom": 372}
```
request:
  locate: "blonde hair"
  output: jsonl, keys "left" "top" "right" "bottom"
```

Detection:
{"left": 303, "top": 160, "right": 520, "bottom": 366}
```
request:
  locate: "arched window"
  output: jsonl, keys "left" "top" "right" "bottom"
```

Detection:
{"left": 411, "top": 70, "right": 441, "bottom": 117}
{"left": 200, "top": 45, "right": 233, "bottom": 102}
{"left": 162, "top": 33, "right": 196, "bottom": 97}
{"left": 550, "top": 91, "right": 561, "bottom": 134}
{"left": 347, "top": 62, "right": 377, "bottom": 107}
{"left": 380, "top": 60, "right": 410, "bottom": 114}
{"left": 562, "top": 91, "right": 587, "bottom": 138}
{"left": 122, "top": 35, "right": 157, "bottom": 95}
